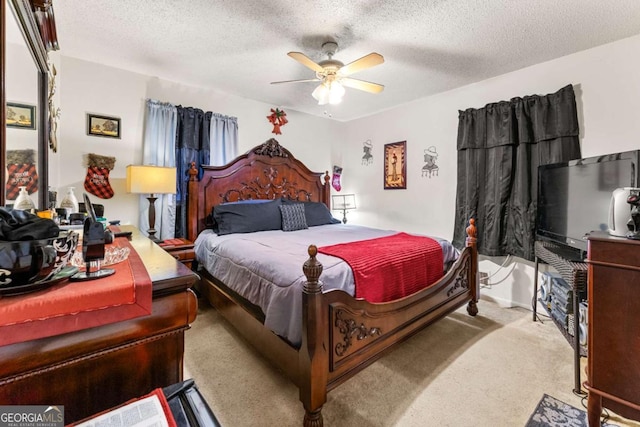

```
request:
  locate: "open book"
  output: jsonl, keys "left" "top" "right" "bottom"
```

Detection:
{"left": 74, "top": 389, "right": 176, "bottom": 427}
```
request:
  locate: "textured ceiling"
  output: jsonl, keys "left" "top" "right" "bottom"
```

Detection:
{"left": 54, "top": 0, "right": 640, "bottom": 122}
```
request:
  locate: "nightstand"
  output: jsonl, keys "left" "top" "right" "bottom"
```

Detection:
{"left": 159, "top": 238, "right": 196, "bottom": 270}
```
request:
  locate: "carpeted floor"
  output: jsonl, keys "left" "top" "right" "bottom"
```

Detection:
{"left": 183, "top": 297, "right": 640, "bottom": 427}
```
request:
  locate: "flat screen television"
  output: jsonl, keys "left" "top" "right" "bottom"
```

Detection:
{"left": 536, "top": 150, "right": 640, "bottom": 259}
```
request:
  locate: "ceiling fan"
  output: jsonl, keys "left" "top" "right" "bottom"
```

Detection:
{"left": 271, "top": 41, "right": 384, "bottom": 105}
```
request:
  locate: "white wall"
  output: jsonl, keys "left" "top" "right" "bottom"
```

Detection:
{"left": 50, "top": 56, "right": 343, "bottom": 226}
{"left": 341, "top": 33, "right": 640, "bottom": 308}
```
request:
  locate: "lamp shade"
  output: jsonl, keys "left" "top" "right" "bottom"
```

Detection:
{"left": 126, "top": 165, "right": 176, "bottom": 195}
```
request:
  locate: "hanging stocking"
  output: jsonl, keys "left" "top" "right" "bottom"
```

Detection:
{"left": 84, "top": 153, "right": 116, "bottom": 199}
{"left": 332, "top": 165, "right": 342, "bottom": 192}
{"left": 5, "top": 149, "right": 39, "bottom": 200}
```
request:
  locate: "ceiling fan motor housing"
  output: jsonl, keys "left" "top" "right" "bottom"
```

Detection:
{"left": 321, "top": 41, "right": 339, "bottom": 57}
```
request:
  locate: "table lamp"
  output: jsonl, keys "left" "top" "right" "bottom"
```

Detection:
{"left": 332, "top": 194, "right": 356, "bottom": 224}
{"left": 126, "top": 165, "right": 176, "bottom": 242}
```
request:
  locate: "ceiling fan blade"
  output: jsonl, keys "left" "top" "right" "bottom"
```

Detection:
{"left": 287, "top": 52, "right": 325, "bottom": 73}
{"left": 341, "top": 77, "right": 384, "bottom": 93}
{"left": 339, "top": 53, "right": 384, "bottom": 76}
{"left": 270, "top": 78, "right": 320, "bottom": 85}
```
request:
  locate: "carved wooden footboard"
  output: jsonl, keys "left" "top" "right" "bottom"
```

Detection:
{"left": 186, "top": 139, "right": 479, "bottom": 427}
{"left": 299, "top": 221, "right": 478, "bottom": 426}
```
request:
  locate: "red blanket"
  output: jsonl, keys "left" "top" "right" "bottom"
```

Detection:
{"left": 318, "top": 232, "right": 444, "bottom": 303}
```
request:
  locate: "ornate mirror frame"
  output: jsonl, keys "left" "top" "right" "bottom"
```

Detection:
{"left": 1, "top": 0, "right": 56, "bottom": 209}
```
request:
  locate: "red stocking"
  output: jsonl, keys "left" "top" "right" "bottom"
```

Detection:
{"left": 332, "top": 166, "right": 342, "bottom": 192}
{"left": 5, "top": 150, "right": 38, "bottom": 200}
{"left": 84, "top": 153, "right": 116, "bottom": 199}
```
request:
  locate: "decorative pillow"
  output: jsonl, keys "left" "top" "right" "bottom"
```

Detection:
{"left": 282, "top": 199, "right": 341, "bottom": 226}
{"left": 208, "top": 199, "right": 272, "bottom": 230}
{"left": 279, "top": 203, "right": 308, "bottom": 232}
{"left": 213, "top": 198, "right": 282, "bottom": 235}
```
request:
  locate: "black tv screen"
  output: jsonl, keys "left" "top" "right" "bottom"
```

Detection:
{"left": 537, "top": 150, "right": 639, "bottom": 255}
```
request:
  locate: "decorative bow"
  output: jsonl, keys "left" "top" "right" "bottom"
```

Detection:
{"left": 267, "top": 108, "right": 288, "bottom": 135}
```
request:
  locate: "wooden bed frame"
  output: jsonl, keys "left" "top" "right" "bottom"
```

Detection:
{"left": 186, "top": 138, "right": 479, "bottom": 427}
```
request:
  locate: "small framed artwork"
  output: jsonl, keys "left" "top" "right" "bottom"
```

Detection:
{"left": 87, "top": 113, "right": 121, "bottom": 138}
{"left": 6, "top": 102, "right": 36, "bottom": 129}
{"left": 384, "top": 141, "right": 407, "bottom": 189}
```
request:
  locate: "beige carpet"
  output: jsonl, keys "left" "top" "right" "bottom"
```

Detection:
{"left": 184, "top": 297, "right": 639, "bottom": 427}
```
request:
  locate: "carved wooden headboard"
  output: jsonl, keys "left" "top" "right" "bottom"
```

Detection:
{"left": 186, "top": 138, "right": 331, "bottom": 241}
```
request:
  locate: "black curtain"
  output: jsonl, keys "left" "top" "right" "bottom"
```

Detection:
{"left": 174, "top": 106, "right": 211, "bottom": 238}
{"left": 452, "top": 84, "right": 581, "bottom": 260}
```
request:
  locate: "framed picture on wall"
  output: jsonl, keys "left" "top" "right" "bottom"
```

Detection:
{"left": 384, "top": 141, "right": 407, "bottom": 189}
{"left": 6, "top": 102, "right": 36, "bottom": 129}
{"left": 87, "top": 113, "right": 121, "bottom": 138}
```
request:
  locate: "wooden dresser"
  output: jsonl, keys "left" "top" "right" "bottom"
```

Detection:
{"left": 585, "top": 233, "right": 640, "bottom": 426}
{"left": 0, "top": 226, "right": 199, "bottom": 423}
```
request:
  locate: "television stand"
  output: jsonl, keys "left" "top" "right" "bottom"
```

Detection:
{"left": 532, "top": 240, "right": 588, "bottom": 395}
{"left": 542, "top": 243, "right": 585, "bottom": 263}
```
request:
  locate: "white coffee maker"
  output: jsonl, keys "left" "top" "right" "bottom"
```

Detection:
{"left": 609, "top": 187, "right": 640, "bottom": 237}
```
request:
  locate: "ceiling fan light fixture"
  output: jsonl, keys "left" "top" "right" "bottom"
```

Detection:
{"left": 312, "top": 81, "right": 345, "bottom": 105}
{"left": 277, "top": 42, "right": 383, "bottom": 107}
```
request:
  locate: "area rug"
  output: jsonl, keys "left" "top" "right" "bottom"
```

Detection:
{"left": 526, "top": 394, "right": 618, "bottom": 427}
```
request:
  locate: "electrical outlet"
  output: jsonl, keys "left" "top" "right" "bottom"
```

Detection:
{"left": 479, "top": 271, "right": 489, "bottom": 285}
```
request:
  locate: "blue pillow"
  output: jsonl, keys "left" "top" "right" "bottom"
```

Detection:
{"left": 213, "top": 198, "right": 282, "bottom": 235}
{"left": 281, "top": 199, "right": 341, "bottom": 226}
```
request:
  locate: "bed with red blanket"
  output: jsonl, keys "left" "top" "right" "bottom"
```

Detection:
{"left": 318, "top": 232, "right": 445, "bottom": 302}
{"left": 186, "top": 139, "right": 479, "bottom": 427}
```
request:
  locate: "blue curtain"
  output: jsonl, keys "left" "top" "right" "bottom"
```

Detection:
{"left": 175, "top": 107, "right": 211, "bottom": 238}
{"left": 209, "top": 113, "right": 238, "bottom": 166}
{"left": 141, "top": 99, "right": 177, "bottom": 240}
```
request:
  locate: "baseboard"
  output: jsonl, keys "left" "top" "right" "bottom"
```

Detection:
{"left": 479, "top": 294, "right": 530, "bottom": 311}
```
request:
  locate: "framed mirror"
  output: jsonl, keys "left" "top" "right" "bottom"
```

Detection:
{"left": 1, "top": 0, "right": 50, "bottom": 209}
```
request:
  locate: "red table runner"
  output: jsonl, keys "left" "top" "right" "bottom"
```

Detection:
{"left": 0, "top": 236, "right": 152, "bottom": 346}
{"left": 318, "top": 232, "right": 444, "bottom": 303}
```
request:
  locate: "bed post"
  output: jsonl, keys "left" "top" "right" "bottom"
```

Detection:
{"left": 466, "top": 218, "right": 479, "bottom": 316}
{"left": 300, "top": 245, "right": 329, "bottom": 427}
{"left": 186, "top": 162, "right": 199, "bottom": 242}
{"left": 322, "top": 171, "right": 330, "bottom": 207}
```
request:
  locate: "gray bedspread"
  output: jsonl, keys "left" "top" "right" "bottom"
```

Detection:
{"left": 194, "top": 224, "right": 459, "bottom": 346}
